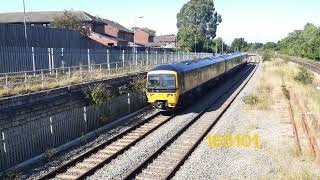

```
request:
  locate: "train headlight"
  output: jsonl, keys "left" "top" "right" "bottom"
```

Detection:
{"left": 167, "top": 94, "right": 175, "bottom": 97}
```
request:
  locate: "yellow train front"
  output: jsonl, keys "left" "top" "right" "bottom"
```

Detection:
{"left": 146, "top": 53, "right": 248, "bottom": 110}
{"left": 146, "top": 70, "right": 180, "bottom": 109}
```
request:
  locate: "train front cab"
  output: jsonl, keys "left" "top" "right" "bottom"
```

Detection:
{"left": 146, "top": 70, "right": 180, "bottom": 110}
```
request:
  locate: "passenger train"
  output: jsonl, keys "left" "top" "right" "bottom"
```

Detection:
{"left": 146, "top": 53, "right": 248, "bottom": 110}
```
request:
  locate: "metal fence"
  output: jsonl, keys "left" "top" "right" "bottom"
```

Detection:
{"left": 0, "top": 46, "right": 212, "bottom": 73}
{"left": 0, "top": 47, "right": 213, "bottom": 96}
{"left": 0, "top": 91, "right": 147, "bottom": 171}
{"left": 0, "top": 24, "right": 104, "bottom": 49}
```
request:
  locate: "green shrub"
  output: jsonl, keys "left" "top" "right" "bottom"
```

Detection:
{"left": 130, "top": 75, "right": 146, "bottom": 92}
{"left": 118, "top": 84, "right": 131, "bottom": 95}
{"left": 294, "top": 67, "right": 314, "bottom": 85}
{"left": 262, "top": 50, "right": 273, "bottom": 61}
{"left": 99, "top": 111, "right": 112, "bottom": 125}
{"left": 243, "top": 94, "right": 259, "bottom": 106}
{"left": 89, "top": 84, "right": 117, "bottom": 105}
{"left": 44, "top": 148, "right": 55, "bottom": 162}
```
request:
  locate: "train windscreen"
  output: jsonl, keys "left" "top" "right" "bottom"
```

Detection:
{"left": 147, "top": 74, "right": 176, "bottom": 92}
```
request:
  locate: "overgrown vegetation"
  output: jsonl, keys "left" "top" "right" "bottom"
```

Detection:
{"left": 99, "top": 111, "right": 113, "bottom": 125}
{"left": 278, "top": 23, "right": 320, "bottom": 61}
{"left": 86, "top": 75, "right": 146, "bottom": 105}
{"left": 87, "top": 83, "right": 117, "bottom": 105}
{"left": 118, "top": 75, "right": 146, "bottom": 95}
{"left": 262, "top": 50, "right": 273, "bottom": 61}
{"left": 294, "top": 67, "right": 314, "bottom": 85}
{"left": 0, "top": 170, "right": 18, "bottom": 179}
{"left": 53, "top": 10, "right": 91, "bottom": 36}
{"left": 0, "top": 66, "right": 149, "bottom": 98}
{"left": 44, "top": 148, "right": 55, "bottom": 162}
{"left": 243, "top": 94, "right": 259, "bottom": 106}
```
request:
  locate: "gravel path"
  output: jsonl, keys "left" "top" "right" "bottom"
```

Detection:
{"left": 173, "top": 62, "right": 320, "bottom": 179}
{"left": 88, "top": 65, "right": 255, "bottom": 180}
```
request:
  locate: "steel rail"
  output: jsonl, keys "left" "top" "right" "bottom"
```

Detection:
{"left": 125, "top": 58, "right": 260, "bottom": 180}
{"left": 37, "top": 110, "right": 175, "bottom": 180}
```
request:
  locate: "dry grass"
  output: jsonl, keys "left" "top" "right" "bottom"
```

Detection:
{"left": 0, "top": 66, "right": 151, "bottom": 98}
{"left": 251, "top": 57, "right": 320, "bottom": 178}
{"left": 245, "top": 57, "right": 320, "bottom": 119}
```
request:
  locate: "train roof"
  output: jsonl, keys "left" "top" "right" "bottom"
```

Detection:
{"left": 151, "top": 52, "right": 247, "bottom": 73}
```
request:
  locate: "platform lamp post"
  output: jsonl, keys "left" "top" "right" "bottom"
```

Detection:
{"left": 133, "top": 16, "right": 144, "bottom": 48}
{"left": 133, "top": 16, "right": 143, "bottom": 66}
{"left": 22, "top": 0, "right": 28, "bottom": 47}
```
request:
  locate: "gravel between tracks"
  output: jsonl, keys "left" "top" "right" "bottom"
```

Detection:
{"left": 173, "top": 62, "right": 320, "bottom": 179}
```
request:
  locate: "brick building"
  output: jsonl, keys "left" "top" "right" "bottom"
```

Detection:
{"left": 134, "top": 28, "right": 154, "bottom": 45}
{"left": 153, "top": 34, "right": 177, "bottom": 48}
{"left": 0, "top": 11, "right": 134, "bottom": 47}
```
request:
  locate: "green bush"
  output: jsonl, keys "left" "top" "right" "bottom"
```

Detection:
{"left": 262, "top": 50, "right": 273, "bottom": 61}
{"left": 294, "top": 67, "right": 314, "bottom": 85}
{"left": 243, "top": 94, "right": 259, "bottom": 106}
{"left": 89, "top": 84, "right": 117, "bottom": 105}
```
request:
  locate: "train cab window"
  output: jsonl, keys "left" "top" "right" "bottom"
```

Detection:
{"left": 147, "top": 74, "right": 176, "bottom": 92}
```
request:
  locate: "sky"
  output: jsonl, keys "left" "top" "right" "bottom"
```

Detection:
{"left": 0, "top": 0, "right": 319, "bottom": 44}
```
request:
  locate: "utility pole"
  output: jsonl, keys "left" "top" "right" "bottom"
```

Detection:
{"left": 23, "top": 0, "right": 28, "bottom": 47}
{"left": 133, "top": 16, "right": 143, "bottom": 49}
{"left": 215, "top": 42, "right": 218, "bottom": 54}
{"left": 194, "top": 34, "right": 197, "bottom": 54}
{"left": 221, "top": 38, "right": 223, "bottom": 54}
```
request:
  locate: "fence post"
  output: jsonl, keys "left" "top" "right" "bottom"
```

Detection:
{"left": 156, "top": 51, "right": 158, "bottom": 65}
{"left": 122, "top": 50, "right": 125, "bottom": 69}
{"left": 61, "top": 48, "right": 64, "bottom": 71}
{"left": 48, "top": 48, "right": 51, "bottom": 73}
{"left": 41, "top": 70, "right": 44, "bottom": 89}
{"left": 128, "top": 93, "right": 131, "bottom": 113}
{"left": 5, "top": 74, "right": 8, "bottom": 90}
{"left": 107, "top": 49, "right": 110, "bottom": 71}
{"left": 171, "top": 51, "right": 173, "bottom": 63}
{"left": 51, "top": 48, "right": 54, "bottom": 69}
{"left": 32, "top": 47, "right": 36, "bottom": 74}
{"left": 1, "top": 132, "right": 6, "bottom": 153}
{"left": 87, "top": 49, "right": 91, "bottom": 72}
{"left": 80, "top": 66, "right": 83, "bottom": 82}
{"left": 49, "top": 117, "right": 54, "bottom": 146}
{"left": 146, "top": 50, "right": 149, "bottom": 67}
{"left": 163, "top": 51, "right": 166, "bottom": 64}
{"left": 135, "top": 49, "right": 138, "bottom": 66}
{"left": 177, "top": 51, "right": 180, "bottom": 62}
{"left": 24, "top": 72, "right": 27, "bottom": 89}
{"left": 83, "top": 107, "right": 87, "bottom": 133}
{"left": 68, "top": 67, "right": 71, "bottom": 78}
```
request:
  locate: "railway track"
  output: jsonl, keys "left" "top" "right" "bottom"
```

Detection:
{"left": 125, "top": 60, "right": 259, "bottom": 180}
{"left": 289, "top": 57, "right": 320, "bottom": 74}
{"left": 38, "top": 111, "right": 175, "bottom": 180}
{"left": 38, "top": 56, "right": 259, "bottom": 180}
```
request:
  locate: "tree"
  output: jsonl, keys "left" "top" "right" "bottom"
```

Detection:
{"left": 213, "top": 37, "right": 228, "bottom": 54}
{"left": 231, "top": 38, "right": 248, "bottom": 52}
{"left": 53, "top": 10, "right": 90, "bottom": 36}
{"left": 277, "top": 23, "right": 320, "bottom": 61}
{"left": 263, "top": 42, "right": 277, "bottom": 50}
{"left": 177, "top": 0, "right": 222, "bottom": 52}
